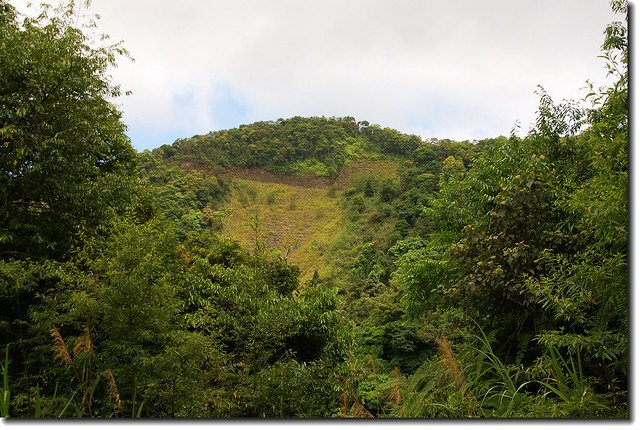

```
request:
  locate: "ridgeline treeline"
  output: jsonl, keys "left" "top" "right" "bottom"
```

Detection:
{"left": 0, "top": 0, "right": 628, "bottom": 418}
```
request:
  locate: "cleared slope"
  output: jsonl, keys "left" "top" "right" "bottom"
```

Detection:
{"left": 221, "top": 159, "right": 400, "bottom": 280}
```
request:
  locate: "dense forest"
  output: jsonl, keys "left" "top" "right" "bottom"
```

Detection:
{"left": 0, "top": 0, "right": 628, "bottom": 419}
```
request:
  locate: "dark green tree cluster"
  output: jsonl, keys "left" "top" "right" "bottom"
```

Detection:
{"left": 1, "top": 2, "right": 148, "bottom": 413}
{"left": 334, "top": 137, "right": 476, "bottom": 318}
{"left": 0, "top": 1, "right": 348, "bottom": 418}
{"left": 137, "top": 152, "right": 228, "bottom": 240}
{"left": 331, "top": 139, "right": 481, "bottom": 416}
{"left": 0, "top": 0, "right": 138, "bottom": 260}
{"left": 156, "top": 116, "right": 423, "bottom": 178}
{"left": 0, "top": 0, "right": 628, "bottom": 419}
{"left": 376, "top": 2, "right": 628, "bottom": 417}
{"left": 24, "top": 224, "right": 348, "bottom": 417}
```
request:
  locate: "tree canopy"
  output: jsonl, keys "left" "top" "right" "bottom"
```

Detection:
{"left": 0, "top": 0, "right": 628, "bottom": 420}
{"left": 0, "top": 0, "right": 137, "bottom": 259}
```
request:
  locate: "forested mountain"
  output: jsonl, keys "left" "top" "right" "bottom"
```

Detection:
{"left": 0, "top": 0, "right": 628, "bottom": 419}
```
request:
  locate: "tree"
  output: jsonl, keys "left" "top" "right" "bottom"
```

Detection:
{"left": 392, "top": 1, "right": 628, "bottom": 416}
{"left": 0, "top": 0, "right": 137, "bottom": 259}
{"left": 175, "top": 232, "right": 349, "bottom": 417}
{"left": 0, "top": 1, "right": 142, "bottom": 414}
{"left": 28, "top": 218, "right": 182, "bottom": 416}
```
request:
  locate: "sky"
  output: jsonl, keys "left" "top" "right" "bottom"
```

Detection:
{"left": 14, "top": 0, "right": 621, "bottom": 151}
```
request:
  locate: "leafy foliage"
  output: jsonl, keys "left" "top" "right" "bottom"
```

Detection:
{"left": 0, "top": 0, "right": 137, "bottom": 259}
{"left": 387, "top": 0, "right": 628, "bottom": 417}
{"left": 0, "top": 0, "right": 628, "bottom": 419}
{"left": 157, "top": 116, "right": 423, "bottom": 178}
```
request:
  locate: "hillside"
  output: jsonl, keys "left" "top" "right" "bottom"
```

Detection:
{"left": 142, "top": 116, "right": 475, "bottom": 285}
{"left": 1, "top": 0, "right": 628, "bottom": 419}
{"left": 153, "top": 116, "right": 422, "bottom": 175}
{"left": 137, "top": 109, "right": 628, "bottom": 418}
{"left": 221, "top": 159, "right": 400, "bottom": 280}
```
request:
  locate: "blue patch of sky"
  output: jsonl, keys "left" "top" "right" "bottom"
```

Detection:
{"left": 126, "top": 83, "right": 251, "bottom": 152}
{"left": 209, "top": 84, "right": 250, "bottom": 131}
{"left": 173, "top": 90, "right": 196, "bottom": 111}
{"left": 399, "top": 98, "right": 462, "bottom": 139}
{"left": 126, "top": 127, "right": 180, "bottom": 152}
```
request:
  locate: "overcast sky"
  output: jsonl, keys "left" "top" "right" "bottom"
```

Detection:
{"left": 15, "top": 0, "right": 620, "bottom": 150}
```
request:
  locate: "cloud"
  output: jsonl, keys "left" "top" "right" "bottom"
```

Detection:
{"left": 12, "top": 0, "right": 619, "bottom": 149}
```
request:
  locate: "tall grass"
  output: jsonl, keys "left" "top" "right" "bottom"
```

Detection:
{"left": 472, "top": 327, "right": 532, "bottom": 417}
{"left": 1, "top": 345, "right": 10, "bottom": 418}
{"left": 395, "top": 333, "right": 479, "bottom": 418}
{"left": 47, "top": 326, "right": 117, "bottom": 417}
{"left": 533, "top": 346, "right": 614, "bottom": 417}
{"left": 473, "top": 325, "right": 614, "bottom": 417}
{"left": 104, "top": 370, "right": 122, "bottom": 413}
{"left": 435, "top": 332, "right": 476, "bottom": 416}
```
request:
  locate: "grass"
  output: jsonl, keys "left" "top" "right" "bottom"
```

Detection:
{"left": 223, "top": 179, "right": 343, "bottom": 280}
{"left": 222, "top": 158, "right": 400, "bottom": 280}
{"left": 473, "top": 326, "right": 532, "bottom": 417}
{"left": 333, "top": 158, "right": 401, "bottom": 190}
{"left": 1, "top": 345, "right": 9, "bottom": 418}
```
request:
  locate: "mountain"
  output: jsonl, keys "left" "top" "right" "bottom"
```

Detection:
{"left": 139, "top": 116, "right": 478, "bottom": 282}
{"left": 1, "top": 0, "right": 627, "bottom": 417}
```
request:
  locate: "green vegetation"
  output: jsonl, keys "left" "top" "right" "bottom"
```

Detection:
{"left": 0, "top": 0, "right": 628, "bottom": 419}
{"left": 156, "top": 114, "right": 421, "bottom": 179}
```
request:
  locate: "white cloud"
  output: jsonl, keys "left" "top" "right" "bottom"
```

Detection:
{"left": 11, "top": 0, "right": 619, "bottom": 149}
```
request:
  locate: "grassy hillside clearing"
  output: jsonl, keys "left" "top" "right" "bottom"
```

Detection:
{"left": 221, "top": 159, "right": 400, "bottom": 280}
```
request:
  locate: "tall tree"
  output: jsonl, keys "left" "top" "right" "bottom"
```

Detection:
{"left": 0, "top": 1, "right": 140, "bottom": 410}
{"left": 0, "top": 0, "right": 137, "bottom": 260}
